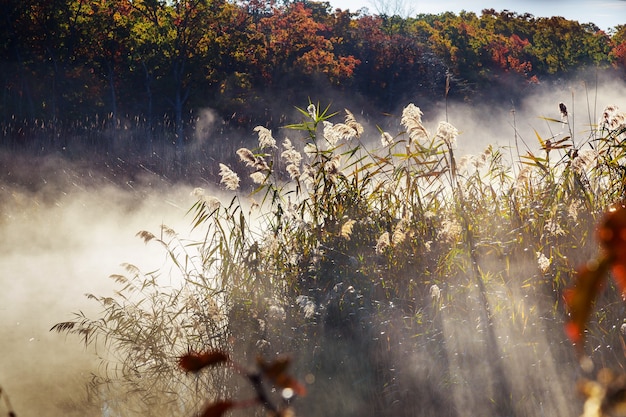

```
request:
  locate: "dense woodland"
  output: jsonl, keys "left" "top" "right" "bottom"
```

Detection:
{"left": 1, "top": 0, "right": 626, "bottom": 152}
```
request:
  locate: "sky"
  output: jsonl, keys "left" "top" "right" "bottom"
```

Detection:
{"left": 327, "top": 0, "right": 626, "bottom": 32}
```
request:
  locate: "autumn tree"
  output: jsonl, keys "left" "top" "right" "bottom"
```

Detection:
{"left": 1, "top": 0, "right": 95, "bottom": 121}
{"left": 80, "top": 0, "right": 134, "bottom": 119}
{"left": 426, "top": 12, "right": 491, "bottom": 96}
{"left": 479, "top": 9, "right": 536, "bottom": 40}
{"left": 479, "top": 9, "right": 535, "bottom": 77}
{"left": 530, "top": 16, "right": 611, "bottom": 74}
{"left": 258, "top": 2, "right": 360, "bottom": 85}
{"left": 609, "top": 25, "right": 626, "bottom": 73}
{"left": 0, "top": 0, "right": 38, "bottom": 119}
{"left": 127, "top": 0, "right": 222, "bottom": 148}
{"left": 346, "top": 14, "right": 446, "bottom": 109}
{"left": 202, "top": 1, "right": 267, "bottom": 118}
{"left": 485, "top": 33, "right": 533, "bottom": 79}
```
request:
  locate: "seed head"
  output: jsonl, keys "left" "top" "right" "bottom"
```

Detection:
{"left": 536, "top": 252, "right": 551, "bottom": 274}
{"left": 381, "top": 131, "right": 394, "bottom": 147}
{"left": 237, "top": 148, "right": 257, "bottom": 167}
{"left": 282, "top": 138, "right": 303, "bottom": 166}
{"left": 435, "top": 121, "right": 459, "bottom": 148}
{"left": 401, "top": 104, "right": 429, "bottom": 145}
{"left": 325, "top": 155, "right": 341, "bottom": 176}
{"left": 218, "top": 163, "right": 240, "bottom": 190}
{"left": 250, "top": 171, "right": 266, "bottom": 184}
{"left": 599, "top": 105, "right": 626, "bottom": 132}
{"left": 429, "top": 284, "right": 441, "bottom": 300}
{"left": 254, "top": 155, "right": 270, "bottom": 171}
{"left": 559, "top": 102, "right": 568, "bottom": 122}
{"left": 568, "top": 200, "right": 582, "bottom": 222}
{"left": 192, "top": 188, "right": 220, "bottom": 211}
{"left": 514, "top": 166, "right": 533, "bottom": 190}
{"left": 544, "top": 220, "right": 565, "bottom": 236}
{"left": 300, "top": 165, "right": 315, "bottom": 188}
{"left": 456, "top": 155, "right": 473, "bottom": 172}
{"left": 571, "top": 149, "right": 597, "bottom": 174}
{"left": 286, "top": 163, "right": 301, "bottom": 180}
{"left": 344, "top": 109, "right": 364, "bottom": 138}
{"left": 303, "top": 143, "right": 317, "bottom": 157}
{"left": 376, "top": 232, "right": 390, "bottom": 254}
{"left": 297, "top": 295, "right": 316, "bottom": 319}
{"left": 237, "top": 147, "right": 269, "bottom": 171}
{"left": 192, "top": 187, "right": 205, "bottom": 199}
{"left": 341, "top": 219, "right": 356, "bottom": 240}
{"left": 204, "top": 196, "right": 221, "bottom": 212}
{"left": 392, "top": 218, "right": 409, "bottom": 245}
{"left": 323, "top": 121, "right": 357, "bottom": 145}
{"left": 438, "top": 218, "right": 462, "bottom": 243}
{"left": 253, "top": 126, "right": 277, "bottom": 149}
{"left": 392, "top": 229, "right": 406, "bottom": 245}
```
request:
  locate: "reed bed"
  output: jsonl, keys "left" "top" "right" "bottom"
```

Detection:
{"left": 51, "top": 101, "right": 626, "bottom": 417}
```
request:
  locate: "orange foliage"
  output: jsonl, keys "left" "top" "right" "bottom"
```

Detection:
{"left": 489, "top": 34, "right": 532, "bottom": 75}
{"left": 565, "top": 206, "right": 626, "bottom": 354}
{"left": 611, "top": 41, "right": 626, "bottom": 69}
{"left": 258, "top": 2, "right": 359, "bottom": 83}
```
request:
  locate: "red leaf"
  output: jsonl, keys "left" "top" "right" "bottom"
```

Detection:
{"left": 275, "top": 375, "right": 307, "bottom": 397}
{"left": 598, "top": 206, "right": 626, "bottom": 295}
{"left": 179, "top": 350, "right": 229, "bottom": 373}
{"left": 613, "top": 263, "right": 626, "bottom": 294}
{"left": 565, "top": 206, "right": 626, "bottom": 353}
{"left": 257, "top": 356, "right": 306, "bottom": 397}
{"left": 597, "top": 206, "right": 626, "bottom": 249}
{"left": 564, "top": 257, "right": 610, "bottom": 349}
{"left": 199, "top": 400, "right": 234, "bottom": 417}
{"left": 257, "top": 356, "right": 291, "bottom": 379}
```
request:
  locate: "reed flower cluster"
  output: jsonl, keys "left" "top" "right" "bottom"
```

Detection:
{"left": 218, "top": 163, "right": 240, "bottom": 190}
{"left": 253, "top": 126, "right": 277, "bottom": 149}
{"left": 401, "top": 103, "right": 429, "bottom": 145}
{"left": 599, "top": 105, "right": 625, "bottom": 132}
{"left": 435, "top": 121, "right": 459, "bottom": 148}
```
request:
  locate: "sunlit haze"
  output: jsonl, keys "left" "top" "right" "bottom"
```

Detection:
{"left": 328, "top": 0, "right": 626, "bottom": 32}
{"left": 2, "top": 1, "right": 626, "bottom": 415}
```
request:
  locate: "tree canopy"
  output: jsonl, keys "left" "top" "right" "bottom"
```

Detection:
{"left": 1, "top": 0, "right": 624, "bottom": 144}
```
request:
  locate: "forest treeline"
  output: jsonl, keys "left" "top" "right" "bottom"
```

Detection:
{"left": 1, "top": 0, "right": 626, "bottom": 149}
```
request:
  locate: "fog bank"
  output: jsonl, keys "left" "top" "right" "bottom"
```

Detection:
{"left": 0, "top": 158, "right": 199, "bottom": 416}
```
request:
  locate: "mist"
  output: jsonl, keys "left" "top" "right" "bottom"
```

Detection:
{"left": 421, "top": 71, "right": 626, "bottom": 158}
{"left": 0, "top": 156, "right": 200, "bottom": 416}
{"left": 1, "top": 72, "right": 625, "bottom": 417}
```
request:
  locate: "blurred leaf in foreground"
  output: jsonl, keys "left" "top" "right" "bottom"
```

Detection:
{"left": 257, "top": 357, "right": 307, "bottom": 397}
{"left": 564, "top": 257, "right": 610, "bottom": 349}
{"left": 565, "top": 205, "right": 626, "bottom": 353}
{"left": 178, "top": 350, "right": 229, "bottom": 373}
{"left": 597, "top": 205, "right": 626, "bottom": 291}
{"left": 198, "top": 400, "right": 234, "bottom": 417}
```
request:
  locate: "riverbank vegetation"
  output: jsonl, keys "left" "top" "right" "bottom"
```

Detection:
{"left": 51, "top": 101, "right": 626, "bottom": 417}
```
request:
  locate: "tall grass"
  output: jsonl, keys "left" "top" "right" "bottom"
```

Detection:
{"left": 53, "top": 101, "right": 626, "bottom": 417}
{"left": 0, "top": 110, "right": 246, "bottom": 183}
